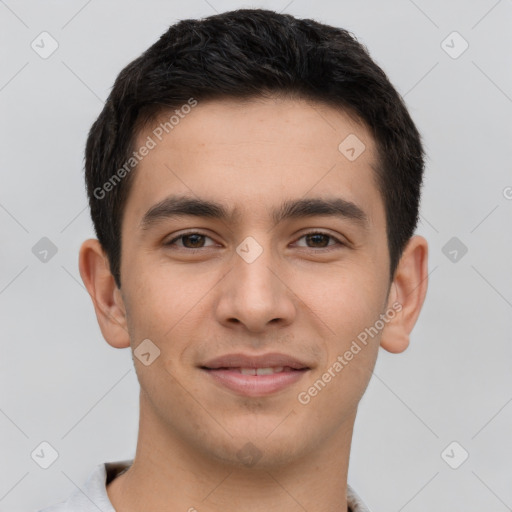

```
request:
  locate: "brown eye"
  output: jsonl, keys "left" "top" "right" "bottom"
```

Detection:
{"left": 180, "top": 234, "right": 206, "bottom": 248}
{"left": 295, "top": 231, "right": 343, "bottom": 250}
{"left": 164, "top": 232, "right": 216, "bottom": 249}
{"left": 304, "top": 233, "right": 330, "bottom": 248}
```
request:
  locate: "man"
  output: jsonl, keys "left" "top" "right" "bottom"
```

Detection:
{"left": 39, "top": 8, "right": 428, "bottom": 512}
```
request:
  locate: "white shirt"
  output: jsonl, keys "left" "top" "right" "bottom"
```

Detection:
{"left": 38, "top": 460, "right": 371, "bottom": 512}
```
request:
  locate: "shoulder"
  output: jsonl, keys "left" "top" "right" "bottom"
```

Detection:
{"left": 347, "top": 483, "right": 372, "bottom": 512}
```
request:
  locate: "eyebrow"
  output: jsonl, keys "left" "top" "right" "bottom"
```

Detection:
{"left": 139, "top": 194, "right": 369, "bottom": 231}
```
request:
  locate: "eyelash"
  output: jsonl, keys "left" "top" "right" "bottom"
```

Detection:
{"left": 164, "top": 230, "right": 345, "bottom": 253}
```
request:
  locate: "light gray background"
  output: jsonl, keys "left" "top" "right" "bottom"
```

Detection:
{"left": 1, "top": 1, "right": 511, "bottom": 511}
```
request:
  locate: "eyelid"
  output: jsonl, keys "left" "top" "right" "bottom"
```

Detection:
{"left": 165, "top": 230, "right": 218, "bottom": 248}
{"left": 164, "top": 229, "right": 346, "bottom": 250}
{"left": 293, "top": 230, "right": 346, "bottom": 248}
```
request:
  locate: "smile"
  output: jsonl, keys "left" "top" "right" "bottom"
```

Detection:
{"left": 230, "top": 366, "right": 294, "bottom": 375}
{"left": 201, "top": 366, "right": 309, "bottom": 397}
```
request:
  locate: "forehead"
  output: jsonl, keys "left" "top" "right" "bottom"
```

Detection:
{"left": 125, "top": 95, "right": 384, "bottom": 230}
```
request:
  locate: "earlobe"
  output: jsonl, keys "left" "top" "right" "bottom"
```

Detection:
{"left": 380, "top": 235, "right": 429, "bottom": 354}
{"left": 78, "top": 239, "right": 131, "bottom": 349}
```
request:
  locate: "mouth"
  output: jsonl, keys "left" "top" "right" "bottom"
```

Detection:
{"left": 208, "top": 366, "right": 302, "bottom": 375}
{"left": 199, "top": 353, "right": 311, "bottom": 397}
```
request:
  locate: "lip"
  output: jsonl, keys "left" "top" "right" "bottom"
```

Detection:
{"left": 201, "top": 352, "right": 311, "bottom": 370}
{"left": 200, "top": 352, "right": 311, "bottom": 397}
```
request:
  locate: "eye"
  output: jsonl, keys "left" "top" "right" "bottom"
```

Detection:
{"left": 294, "top": 231, "right": 345, "bottom": 251}
{"left": 164, "top": 230, "right": 345, "bottom": 252}
{"left": 164, "top": 232, "right": 216, "bottom": 250}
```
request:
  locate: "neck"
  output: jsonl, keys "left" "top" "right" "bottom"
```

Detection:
{"left": 107, "top": 392, "right": 355, "bottom": 512}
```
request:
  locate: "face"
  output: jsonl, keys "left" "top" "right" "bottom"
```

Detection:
{"left": 117, "top": 96, "right": 392, "bottom": 467}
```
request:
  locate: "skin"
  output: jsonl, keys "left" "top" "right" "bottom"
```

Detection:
{"left": 79, "top": 95, "right": 428, "bottom": 512}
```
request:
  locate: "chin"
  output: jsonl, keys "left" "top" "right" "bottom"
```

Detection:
{"left": 205, "top": 429, "right": 309, "bottom": 471}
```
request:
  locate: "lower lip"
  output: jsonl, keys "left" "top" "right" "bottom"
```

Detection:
{"left": 202, "top": 368, "right": 308, "bottom": 397}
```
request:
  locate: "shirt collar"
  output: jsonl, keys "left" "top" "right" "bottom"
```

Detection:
{"left": 50, "top": 459, "right": 371, "bottom": 512}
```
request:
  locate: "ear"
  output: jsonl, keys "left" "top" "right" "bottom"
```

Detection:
{"left": 380, "top": 235, "right": 429, "bottom": 354}
{"left": 78, "top": 238, "right": 130, "bottom": 349}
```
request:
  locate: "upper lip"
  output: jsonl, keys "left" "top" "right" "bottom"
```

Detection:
{"left": 201, "top": 352, "right": 311, "bottom": 370}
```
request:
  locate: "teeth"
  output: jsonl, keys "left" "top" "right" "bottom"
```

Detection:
{"left": 239, "top": 367, "right": 284, "bottom": 375}
{"left": 257, "top": 367, "right": 283, "bottom": 375}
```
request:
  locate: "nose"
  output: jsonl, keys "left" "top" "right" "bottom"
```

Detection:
{"left": 214, "top": 239, "right": 297, "bottom": 334}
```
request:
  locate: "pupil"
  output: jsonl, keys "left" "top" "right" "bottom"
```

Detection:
{"left": 185, "top": 234, "right": 203, "bottom": 248}
{"left": 307, "top": 234, "right": 328, "bottom": 247}
{"left": 181, "top": 234, "right": 329, "bottom": 249}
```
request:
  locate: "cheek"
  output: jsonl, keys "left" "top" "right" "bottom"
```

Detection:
{"left": 123, "top": 263, "right": 218, "bottom": 384}
{"left": 296, "top": 262, "right": 385, "bottom": 341}
{"left": 297, "top": 263, "right": 385, "bottom": 410}
{"left": 124, "top": 260, "right": 207, "bottom": 336}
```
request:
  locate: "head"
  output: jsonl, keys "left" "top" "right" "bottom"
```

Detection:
{"left": 79, "top": 9, "right": 428, "bottom": 469}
